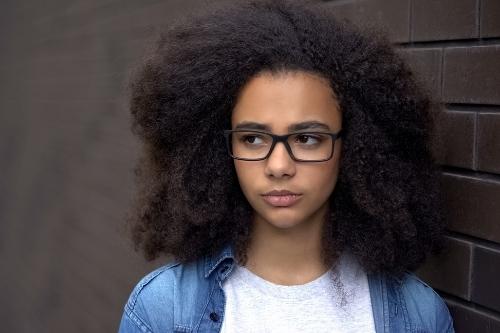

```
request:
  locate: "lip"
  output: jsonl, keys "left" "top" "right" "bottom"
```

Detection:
{"left": 261, "top": 190, "right": 302, "bottom": 207}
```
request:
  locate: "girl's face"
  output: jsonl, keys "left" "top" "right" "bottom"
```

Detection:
{"left": 231, "top": 71, "right": 342, "bottom": 231}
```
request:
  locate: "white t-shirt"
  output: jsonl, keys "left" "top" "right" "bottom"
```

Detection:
{"left": 220, "top": 252, "right": 376, "bottom": 333}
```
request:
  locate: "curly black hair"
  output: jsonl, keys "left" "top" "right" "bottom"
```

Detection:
{"left": 127, "top": 0, "right": 445, "bottom": 274}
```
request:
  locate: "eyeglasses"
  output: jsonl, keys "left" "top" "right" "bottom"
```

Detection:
{"left": 223, "top": 129, "right": 342, "bottom": 162}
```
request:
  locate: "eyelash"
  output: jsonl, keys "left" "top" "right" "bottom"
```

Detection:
{"left": 238, "top": 133, "right": 324, "bottom": 144}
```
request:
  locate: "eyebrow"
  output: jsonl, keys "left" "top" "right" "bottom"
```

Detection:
{"left": 234, "top": 121, "right": 331, "bottom": 132}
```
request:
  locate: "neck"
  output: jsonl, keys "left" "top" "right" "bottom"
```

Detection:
{"left": 244, "top": 206, "right": 329, "bottom": 285}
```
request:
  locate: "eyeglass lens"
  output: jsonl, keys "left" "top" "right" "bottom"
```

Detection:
{"left": 229, "top": 131, "right": 334, "bottom": 161}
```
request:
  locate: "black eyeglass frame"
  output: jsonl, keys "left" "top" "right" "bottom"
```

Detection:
{"left": 223, "top": 129, "right": 343, "bottom": 162}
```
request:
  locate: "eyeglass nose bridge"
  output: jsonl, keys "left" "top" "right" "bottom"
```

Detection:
{"left": 265, "top": 133, "right": 298, "bottom": 161}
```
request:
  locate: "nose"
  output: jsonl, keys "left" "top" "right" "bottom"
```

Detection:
{"left": 264, "top": 141, "right": 296, "bottom": 178}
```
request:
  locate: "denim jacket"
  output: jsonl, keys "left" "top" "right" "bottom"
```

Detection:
{"left": 119, "top": 243, "right": 454, "bottom": 333}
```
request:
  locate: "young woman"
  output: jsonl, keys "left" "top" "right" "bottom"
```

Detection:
{"left": 119, "top": 0, "right": 454, "bottom": 332}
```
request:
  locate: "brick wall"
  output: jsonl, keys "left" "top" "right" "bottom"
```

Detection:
{"left": 323, "top": 0, "right": 500, "bottom": 331}
{"left": 0, "top": 0, "right": 498, "bottom": 332}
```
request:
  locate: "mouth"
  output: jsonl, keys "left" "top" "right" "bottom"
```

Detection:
{"left": 261, "top": 190, "right": 302, "bottom": 207}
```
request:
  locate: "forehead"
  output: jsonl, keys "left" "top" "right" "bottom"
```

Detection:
{"left": 231, "top": 71, "right": 341, "bottom": 132}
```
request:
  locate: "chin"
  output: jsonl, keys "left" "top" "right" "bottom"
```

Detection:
{"left": 257, "top": 210, "right": 306, "bottom": 229}
{"left": 268, "top": 220, "right": 301, "bottom": 229}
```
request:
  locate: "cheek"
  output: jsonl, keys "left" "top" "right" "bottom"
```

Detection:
{"left": 306, "top": 161, "right": 340, "bottom": 196}
{"left": 319, "top": 145, "right": 342, "bottom": 190}
{"left": 233, "top": 161, "right": 257, "bottom": 194}
{"left": 233, "top": 160, "right": 245, "bottom": 181}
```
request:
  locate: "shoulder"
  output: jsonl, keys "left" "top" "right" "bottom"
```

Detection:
{"left": 119, "top": 257, "right": 212, "bottom": 333}
{"left": 395, "top": 272, "right": 454, "bottom": 332}
{"left": 126, "top": 261, "right": 182, "bottom": 312}
{"left": 119, "top": 262, "right": 182, "bottom": 333}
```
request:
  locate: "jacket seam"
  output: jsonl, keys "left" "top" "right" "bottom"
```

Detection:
{"left": 403, "top": 272, "right": 453, "bottom": 332}
{"left": 395, "top": 277, "right": 412, "bottom": 332}
{"left": 172, "top": 264, "right": 182, "bottom": 332}
{"left": 128, "top": 262, "right": 180, "bottom": 309}
{"left": 194, "top": 277, "right": 219, "bottom": 330}
{"left": 124, "top": 305, "right": 154, "bottom": 333}
{"left": 381, "top": 274, "right": 390, "bottom": 333}
{"left": 446, "top": 318, "right": 454, "bottom": 333}
{"left": 205, "top": 254, "right": 233, "bottom": 278}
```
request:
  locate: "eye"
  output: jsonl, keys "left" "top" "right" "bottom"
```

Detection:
{"left": 240, "top": 134, "right": 264, "bottom": 145}
{"left": 295, "top": 134, "right": 322, "bottom": 145}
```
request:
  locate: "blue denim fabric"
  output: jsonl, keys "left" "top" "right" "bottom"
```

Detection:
{"left": 118, "top": 243, "right": 454, "bottom": 333}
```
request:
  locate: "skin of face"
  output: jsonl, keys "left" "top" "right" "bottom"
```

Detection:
{"left": 231, "top": 70, "right": 342, "bottom": 234}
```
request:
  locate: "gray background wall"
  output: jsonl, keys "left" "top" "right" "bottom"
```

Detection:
{"left": 0, "top": 0, "right": 498, "bottom": 332}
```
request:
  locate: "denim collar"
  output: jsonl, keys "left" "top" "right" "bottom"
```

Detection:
{"left": 203, "top": 242, "right": 235, "bottom": 278}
